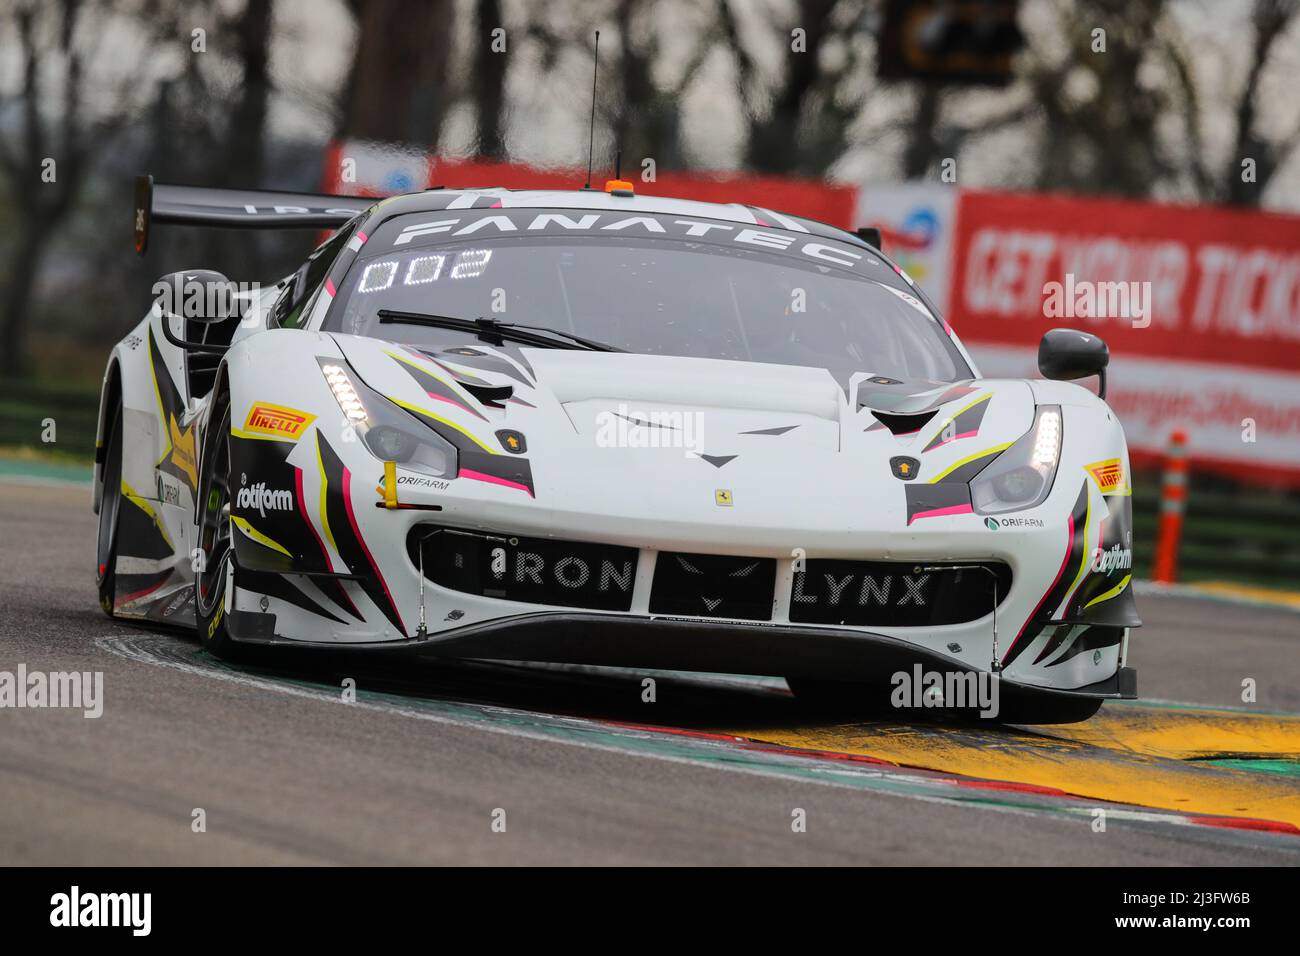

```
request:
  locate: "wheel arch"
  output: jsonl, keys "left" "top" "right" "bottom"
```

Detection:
{"left": 93, "top": 356, "right": 123, "bottom": 514}
{"left": 193, "top": 357, "right": 234, "bottom": 526}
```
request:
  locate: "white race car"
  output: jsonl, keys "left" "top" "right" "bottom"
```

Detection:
{"left": 94, "top": 176, "right": 1139, "bottom": 722}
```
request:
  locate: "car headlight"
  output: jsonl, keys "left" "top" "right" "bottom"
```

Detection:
{"left": 970, "top": 405, "right": 1061, "bottom": 515}
{"left": 318, "top": 359, "right": 457, "bottom": 478}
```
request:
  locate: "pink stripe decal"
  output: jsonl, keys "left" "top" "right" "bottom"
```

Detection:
{"left": 425, "top": 390, "right": 474, "bottom": 415}
{"left": 1004, "top": 511, "right": 1076, "bottom": 664}
{"left": 461, "top": 468, "right": 533, "bottom": 497}
{"left": 926, "top": 430, "right": 978, "bottom": 451}
{"left": 325, "top": 277, "right": 336, "bottom": 297}
{"left": 342, "top": 467, "right": 406, "bottom": 633}
{"left": 356, "top": 230, "right": 368, "bottom": 243}
{"left": 907, "top": 503, "right": 972, "bottom": 525}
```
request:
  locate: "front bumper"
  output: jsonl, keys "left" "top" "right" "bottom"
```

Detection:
{"left": 226, "top": 607, "right": 1137, "bottom": 701}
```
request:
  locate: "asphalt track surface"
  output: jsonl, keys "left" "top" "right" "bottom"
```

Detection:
{"left": 2, "top": 480, "right": 1298, "bottom": 865}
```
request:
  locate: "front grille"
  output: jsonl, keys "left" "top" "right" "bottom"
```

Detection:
{"left": 790, "top": 560, "right": 1011, "bottom": 627}
{"left": 409, "top": 526, "right": 637, "bottom": 611}
{"left": 650, "top": 552, "right": 776, "bottom": 621}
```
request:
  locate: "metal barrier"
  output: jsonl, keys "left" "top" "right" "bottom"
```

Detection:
{"left": 1133, "top": 445, "right": 1300, "bottom": 589}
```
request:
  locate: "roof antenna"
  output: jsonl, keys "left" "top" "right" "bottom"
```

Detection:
{"left": 583, "top": 30, "right": 600, "bottom": 189}
{"left": 615, "top": 148, "right": 622, "bottom": 181}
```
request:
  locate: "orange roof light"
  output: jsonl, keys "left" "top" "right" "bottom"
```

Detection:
{"left": 604, "top": 179, "right": 635, "bottom": 195}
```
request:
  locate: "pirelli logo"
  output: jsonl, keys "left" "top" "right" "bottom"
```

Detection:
{"left": 1086, "top": 458, "right": 1126, "bottom": 494}
{"left": 243, "top": 402, "right": 315, "bottom": 441}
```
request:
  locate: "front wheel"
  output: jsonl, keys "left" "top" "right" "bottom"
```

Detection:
{"left": 95, "top": 403, "right": 124, "bottom": 617}
{"left": 194, "top": 398, "right": 243, "bottom": 660}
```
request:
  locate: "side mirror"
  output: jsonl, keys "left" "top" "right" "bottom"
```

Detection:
{"left": 153, "top": 270, "right": 238, "bottom": 353}
{"left": 1038, "top": 327, "right": 1109, "bottom": 399}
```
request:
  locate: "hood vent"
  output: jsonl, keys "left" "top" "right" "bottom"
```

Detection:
{"left": 458, "top": 381, "right": 513, "bottom": 408}
{"left": 869, "top": 409, "right": 938, "bottom": 436}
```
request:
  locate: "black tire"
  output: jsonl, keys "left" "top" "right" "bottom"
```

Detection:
{"left": 95, "top": 403, "right": 124, "bottom": 617}
{"left": 193, "top": 398, "right": 243, "bottom": 660}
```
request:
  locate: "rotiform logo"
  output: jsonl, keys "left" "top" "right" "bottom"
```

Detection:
{"left": 1091, "top": 543, "right": 1133, "bottom": 573}
{"left": 236, "top": 482, "right": 292, "bottom": 518}
{"left": 50, "top": 886, "right": 151, "bottom": 936}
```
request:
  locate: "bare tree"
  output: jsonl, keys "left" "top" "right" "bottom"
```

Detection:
{"left": 1166, "top": 0, "right": 1300, "bottom": 205}
{"left": 718, "top": 0, "right": 873, "bottom": 176}
{"left": 524, "top": 0, "right": 718, "bottom": 173}
{"left": 472, "top": 0, "right": 508, "bottom": 159}
{"left": 337, "top": 0, "right": 456, "bottom": 148}
{"left": 0, "top": 0, "right": 135, "bottom": 378}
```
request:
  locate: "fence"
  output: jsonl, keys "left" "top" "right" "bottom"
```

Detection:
{"left": 1131, "top": 476, "right": 1300, "bottom": 588}
{"left": 0, "top": 380, "right": 100, "bottom": 459}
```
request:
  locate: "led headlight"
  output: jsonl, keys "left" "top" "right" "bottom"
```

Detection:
{"left": 318, "top": 359, "right": 457, "bottom": 478}
{"left": 970, "top": 405, "right": 1062, "bottom": 515}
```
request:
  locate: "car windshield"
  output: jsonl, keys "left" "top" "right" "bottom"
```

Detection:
{"left": 325, "top": 211, "right": 971, "bottom": 386}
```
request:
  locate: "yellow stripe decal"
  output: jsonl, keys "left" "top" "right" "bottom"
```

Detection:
{"left": 1084, "top": 573, "right": 1132, "bottom": 610}
{"left": 387, "top": 396, "right": 496, "bottom": 453}
{"left": 121, "top": 480, "right": 156, "bottom": 519}
{"left": 230, "top": 426, "right": 295, "bottom": 443}
{"left": 315, "top": 440, "right": 339, "bottom": 557}
{"left": 120, "top": 479, "right": 174, "bottom": 550}
{"left": 949, "top": 391, "right": 992, "bottom": 419}
{"left": 926, "top": 392, "right": 992, "bottom": 448}
{"left": 231, "top": 515, "right": 291, "bottom": 557}
{"left": 928, "top": 441, "right": 1013, "bottom": 483}
{"left": 384, "top": 350, "right": 475, "bottom": 401}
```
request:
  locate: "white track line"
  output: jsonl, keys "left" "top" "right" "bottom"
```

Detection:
{"left": 94, "top": 632, "right": 1279, "bottom": 842}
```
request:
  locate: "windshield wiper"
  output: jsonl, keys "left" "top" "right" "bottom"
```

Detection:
{"left": 377, "top": 309, "right": 623, "bottom": 352}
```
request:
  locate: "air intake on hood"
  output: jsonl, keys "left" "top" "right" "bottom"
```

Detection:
{"left": 868, "top": 409, "right": 938, "bottom": 436}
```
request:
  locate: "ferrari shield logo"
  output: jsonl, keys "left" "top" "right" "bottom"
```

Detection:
{"left": 715, "top": 488, "right": 733, "bottom": 507}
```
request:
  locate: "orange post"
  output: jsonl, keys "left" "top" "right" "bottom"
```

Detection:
{"left": 1152, "top": 430, "right": 1188, "bottom": 583}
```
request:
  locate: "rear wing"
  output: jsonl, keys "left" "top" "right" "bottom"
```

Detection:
{"left": 133, "top": 174, "right": 377, "bottom": 255}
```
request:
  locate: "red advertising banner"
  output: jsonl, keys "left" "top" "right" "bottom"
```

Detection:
{"left": 948, "top": 190, "right": 1300, "bottom": 483}
{"left": 949, "top": 190, "right": 1300, "bottom": 371}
